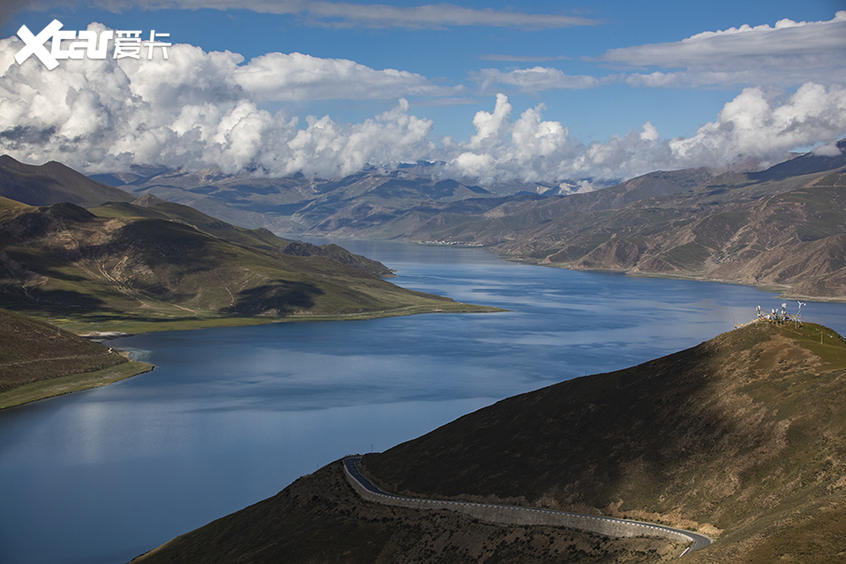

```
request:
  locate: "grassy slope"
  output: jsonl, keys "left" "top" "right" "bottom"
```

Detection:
{"left": 362, "top": 322, "right": 846, "bottom": 562}
{"left": 0, "top": 198, "right": 495, "bottom": 334}
{"left": 0, "top": 360, "right": 153, "bottom": 410}
{"left": 0, "top": 308, "right": 152, "bottom": 409}
{"left": 134, "top": 462, "right": 681, "bottom": 563}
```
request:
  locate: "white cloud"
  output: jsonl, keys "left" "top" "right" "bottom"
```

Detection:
{"left": 1, "top": 24, "right": 844, "bottom": 186}
{"left": 605, "top": 11, "right": 846, "bottom": 88}
{"left": 233, "top": 52, "right": 455, "bottom": 101}
{"left": 640, "top": 121, "right": 658, "bottom": 142}
{"left": 511, "top": 105, "right": 567, "bottom": 161}
{"left": 474, "top": 66, "right": 599, "bottom": 92}
{"left": 468, "top": 93, "right": 511, "bottom": 148}
{"left": 812, "top": 141, "right": 843, "bottom": 157}
{"left": 669, "top": 83, "right": 846, "bottom": 167}
{"left": 272, "top": 99, "right": 434, "bottom": 177}
{"left": 0, "top": 25, "right": 437, "bottom": 175}
{"left": 444, "top": 86, "right": 846, "bottom": 184}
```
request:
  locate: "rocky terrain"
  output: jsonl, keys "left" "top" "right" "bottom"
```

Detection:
{"left": 91, "top": 162, "right": 495, "bottom": 235}
{"left": 337, "top": 143, "right": 846, "bottom": 301}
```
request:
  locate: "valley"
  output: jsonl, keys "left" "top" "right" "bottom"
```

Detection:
{"left": 92, "top": 141, "right": 846, "bottom": 301}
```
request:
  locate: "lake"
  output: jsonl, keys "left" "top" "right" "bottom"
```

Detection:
{"left": 2, "top": 241, "right": 845, "bottom": 564}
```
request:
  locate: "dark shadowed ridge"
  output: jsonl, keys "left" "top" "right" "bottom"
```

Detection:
{"left": 362, "top": 321, "right": 846, "bottom": 561}
{"left": 0, "top": 155, "right": 134, "bottom": 207}
{"left": 749, "top": 139, "right": 846, "bottom": 181}
{"left": 134, "top": 322, "right": 846, "bottom": 562}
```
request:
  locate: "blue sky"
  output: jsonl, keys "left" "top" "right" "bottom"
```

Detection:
{"left": 1, "top": 1, "right": 845, "bottom": 183}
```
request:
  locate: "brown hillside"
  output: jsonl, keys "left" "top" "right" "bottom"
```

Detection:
{"left": 135, "top": 322, "right": 846, "bottom": 562}
{"left": 364, "top": 322, "right": 846, "bottom": 561}
{"left": 0, "top": 307, "right": 126, "bottom": 392}
{"left": 134, "top": 462, "right": 680, "bottom": 563}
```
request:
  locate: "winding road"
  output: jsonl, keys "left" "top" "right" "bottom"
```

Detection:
{"left": 343, "top": 456, "right": 712, "bottom": 558}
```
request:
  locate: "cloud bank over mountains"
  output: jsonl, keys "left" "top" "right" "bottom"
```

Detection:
{"left": 1, "top": 13, "right": 845, "bottom": 184}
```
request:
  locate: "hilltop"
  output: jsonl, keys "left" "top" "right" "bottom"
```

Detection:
{"left": 364, "top": 321, "right": 846, "bottom": 561}
{"left": 0, "top": 307, "right": 151, "bottom": 409}
{"left": 134, "top": 321, "right": 846, "bottom": 561}
{"left": 0, "top": 155, "right": 133, "bottom": 208}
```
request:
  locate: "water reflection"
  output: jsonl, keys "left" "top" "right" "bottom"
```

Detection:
{"left": 1, "top": 241, "right": 845, "bottom": 564}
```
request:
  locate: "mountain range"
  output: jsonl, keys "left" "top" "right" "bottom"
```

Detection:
{"left": 0, "top": 156, "right": 490, "bottom": 335}
{"left": 90, "top": 161, "right": 495, "bottom": 235}
{"left": 381, "top": 144, "right": 846, "bottom": 300}
{"left": 88, "top": 141, "right": 846, "bottom": 301}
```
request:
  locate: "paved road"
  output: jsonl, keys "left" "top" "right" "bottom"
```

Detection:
{"left": 343, "top": 456, "right": 712, "bottom": 558}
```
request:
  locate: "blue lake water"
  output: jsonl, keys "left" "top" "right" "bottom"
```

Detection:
{"left": 1, "top": 241, "right": 845, "bottom": 564}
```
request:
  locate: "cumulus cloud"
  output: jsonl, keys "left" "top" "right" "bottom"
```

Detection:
{"left": 443, "top": 86, "right": 846, "bottom": 184}
{"left": 474, "top": 66, "right": 599, "bottom": 92}
{"left": 668, "top": 83, "right": 846, "bottom": 167}
{"left": 604, "top": 11, "right": 846, "bottom": 88}
{"left": 640, "top": 121, "right": 658, "bottom": 142}
{"left": 1, "top": 25, "right": 844, "bottom": 185}
{"left": 0, "top": 25, "right": 437, "bottom": 175}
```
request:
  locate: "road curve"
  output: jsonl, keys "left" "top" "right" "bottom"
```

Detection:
{"left": 343, "top": 456, "right": 711, "bottom": 558}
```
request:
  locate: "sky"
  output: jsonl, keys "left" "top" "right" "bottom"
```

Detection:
{"left": 0, "top": 0, "right": 845, "bottom": 185}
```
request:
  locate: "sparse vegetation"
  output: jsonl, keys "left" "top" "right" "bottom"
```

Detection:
{"left": 133, "top": 462, "right": 681, "bottom": 563}
{"left": 362, "top": 322, "right": 846, "bottom": 562}
{"left": 0, "top": 308, "right": 152, "bottom": 409}
{"left": 134, "top": 323, "right": 846, "bottom": 561}
{"left": 0, "top": 193, "right": 496, "bottom": 335}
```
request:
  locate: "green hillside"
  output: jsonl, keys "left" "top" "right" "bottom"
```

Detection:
{"left": 0, "top": 197, "right": 489, "bottom": 334}
{"left": 0, "top": 308, "right": 151, "bottom": 409}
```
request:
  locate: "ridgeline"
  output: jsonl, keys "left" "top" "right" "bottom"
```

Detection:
{"left": 0, "top": 156, "right": 495, "bottom": 335}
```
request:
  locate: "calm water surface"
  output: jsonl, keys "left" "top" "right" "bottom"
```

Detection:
{"left": 2, "top": 241, "right": 845, "bottom": 563}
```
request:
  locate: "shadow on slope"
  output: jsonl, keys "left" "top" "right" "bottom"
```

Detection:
{"left": 363, "top": 322, "right": 846, "bottom": 559}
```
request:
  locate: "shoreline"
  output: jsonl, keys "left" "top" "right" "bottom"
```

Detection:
{"left": 298, "top": 236, "right": 846, "bottom": 303}
{"left": 53, "top": 302, "right": 505, "bottom": 337}
{"left": 0, "top": 360, "right": 154, "bottom": 411}
{"left": 2, "top": 303, "right": 501, "bottom": 409}
{"left": 501, "top": 255, "right": 846, "bottom": 304}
